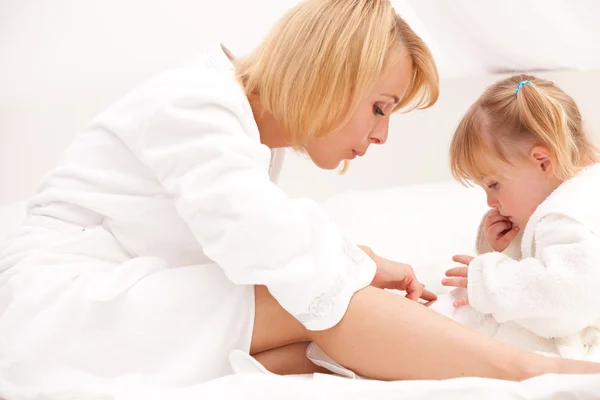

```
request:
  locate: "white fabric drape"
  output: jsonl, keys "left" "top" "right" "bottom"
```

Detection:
{"left": 393, "top": 0, "right": 600, "bottom": 78}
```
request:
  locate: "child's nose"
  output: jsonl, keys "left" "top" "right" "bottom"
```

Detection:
{"left": 486, "top": 193, "right": 498, "bottom": 208}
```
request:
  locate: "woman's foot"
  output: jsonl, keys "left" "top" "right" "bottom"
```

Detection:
{"left": 556, "top": 357, "right": 600, "bottom": 375}
{"left": 528, "top": 353, "right": 600, "bottom": 380}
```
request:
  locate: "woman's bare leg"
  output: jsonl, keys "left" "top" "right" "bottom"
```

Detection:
{"left": 250, "top": 285, "right": 310, "bottom": 355}
{"left": 252, "top": 285, "right": 600, "bottom": 381}
{"left": 253, "top": 342, "right": 330, "bottom": 375}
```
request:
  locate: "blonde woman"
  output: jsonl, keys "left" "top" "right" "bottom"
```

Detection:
{"left": 0, "top": 0, "right": 599, "bottom": 393}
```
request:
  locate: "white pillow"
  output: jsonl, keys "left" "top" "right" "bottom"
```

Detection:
{"left": 321, "top": 180, "right": 489, "bottom": 292}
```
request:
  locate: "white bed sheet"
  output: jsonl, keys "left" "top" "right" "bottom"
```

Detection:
{"left": 136, "top": 373, "right": 600, "bottom": 400}
{"left": 3, "top": 370, "right": 599, "bottom": 400}
{"left": 1, "top": 183, "right": 600, "bottom": 399}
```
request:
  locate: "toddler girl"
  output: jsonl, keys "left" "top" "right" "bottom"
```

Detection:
{"left": 444, "top": 74, "right": 600, "bottom": 360}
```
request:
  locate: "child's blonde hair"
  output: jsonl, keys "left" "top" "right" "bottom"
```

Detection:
{"left": 234, "top": 0, "right": 439, "bottom": 149}
{"left": 450, "top": 74, "right": 600, "bottom": 185}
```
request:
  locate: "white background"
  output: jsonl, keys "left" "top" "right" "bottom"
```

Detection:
{"left": 2, "top": 0, "right": 600, "bottom": 203}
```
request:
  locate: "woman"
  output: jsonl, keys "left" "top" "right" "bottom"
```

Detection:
{"left": 0, "top": 0, "right": 599, "bottom": 392}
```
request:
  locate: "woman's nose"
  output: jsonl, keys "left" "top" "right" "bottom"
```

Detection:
{"left": 369, "top": 120, "right": 389, "bottom": 145}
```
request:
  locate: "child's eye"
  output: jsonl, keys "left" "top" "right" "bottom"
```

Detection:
{"left": 373, "top": 104, "right": 385, "bottom": 116}
{"left": 487, "top": 182, "right": 499, "bottom": 190}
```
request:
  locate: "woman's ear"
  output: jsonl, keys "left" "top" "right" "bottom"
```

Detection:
{"left": 530, "top": 146, "right": 554, "bottom": 176}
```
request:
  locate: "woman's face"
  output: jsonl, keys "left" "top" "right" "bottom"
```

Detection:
{"left": 305, "top": 52, "right": 414, "bottom": 170}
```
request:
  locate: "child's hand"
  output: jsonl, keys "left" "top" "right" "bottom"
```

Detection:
{"left": 442, "top": 255, "right": 473, "bottom": 308}
{"left": 484, "top": 209, "right": 519, "bottom": 252}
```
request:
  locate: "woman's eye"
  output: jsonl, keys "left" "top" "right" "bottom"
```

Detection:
{"left": 488, "top": 182, "right": 499, "bottom": 190}
{"left": 373, "top": 104, "right": 385, "bottom": 116}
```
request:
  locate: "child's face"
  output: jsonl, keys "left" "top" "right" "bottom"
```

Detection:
{"left": 481, "top": 149, "right": 562, "bottom": 229}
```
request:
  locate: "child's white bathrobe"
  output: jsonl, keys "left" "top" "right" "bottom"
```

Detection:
{"left": 0, "top": 43, "right": 376, "bottom": 393}
{"left": 469, "top": 163, "right": 600, "bottom": 360}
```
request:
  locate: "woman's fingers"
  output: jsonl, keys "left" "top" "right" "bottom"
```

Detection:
{"left": 404, "top": 276, "right": 437, "bottom": 302}
{"left": 405, "top": 286, "right": 421, "bottom": 301}
{"left": 421, "top": 289, "right": 438, "bottom": 301}
{"left": 403, "top": 273, "right": 425, "bottom": 301}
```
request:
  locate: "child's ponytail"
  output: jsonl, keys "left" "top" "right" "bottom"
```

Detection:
{"left": 515, "top": 79, "right": 579, "bottom": 180}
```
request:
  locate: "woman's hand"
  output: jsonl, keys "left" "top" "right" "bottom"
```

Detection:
{"left": 358, "top": 246, "right": 437, "bottom": 302}
{"left": 484, "top": 209, "right": 520, "bottom": 252}
{"left": 442, "top": 255, "right": 473, "bottom": 308}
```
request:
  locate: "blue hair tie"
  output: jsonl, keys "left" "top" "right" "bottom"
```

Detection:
{"left": 515, "top": 80, "right": 533, "bottom": 94}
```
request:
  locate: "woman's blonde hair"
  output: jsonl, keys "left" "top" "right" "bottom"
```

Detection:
{"left": 450, "top": 74, "right": 600, "bottom": 185}
{"left": 234, "top": 0, "right": 439, "bottom": 149}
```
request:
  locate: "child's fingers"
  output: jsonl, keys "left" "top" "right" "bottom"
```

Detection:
{"left": 498, "top": 225, "right": 520, "bottom": 246}
{"left": 488, "top": 220, "right": 511, "bottom": 238}
{"left": 487, "top": 208, "right": 500, "bottom": 218}
{"left": 490, "top": 219, "right": 511, "bottom": 232}
{"left": 453, "top": 297, "right": 469, "bottom": 308}
{"left": 451, "top": 255, "right": 474, "bottom": 265}
{"left": 445, "top": 266, "right": 468, "bottom": 277}
{"left": 441, "top": 277, "right": 468, "bottom": 288}
{"left": 486, "top": 211, "right": 505, "bottom": 226}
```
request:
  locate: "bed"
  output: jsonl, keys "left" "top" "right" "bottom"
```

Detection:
{"left": 1, "top": 181, "right": 599, "bottom": 399}
{"left": 4, "top": 0, "right": 600, "bottom": 395}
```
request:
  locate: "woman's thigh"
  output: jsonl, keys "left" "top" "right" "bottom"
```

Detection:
{"left": 251, "top": 286, "right": 435, "bottom": 356}
{"left": 253, "top": 342, "right": 330, "bottom": 375}
{"left": 250, "top": 285, "right": 311, "bottom": 355}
